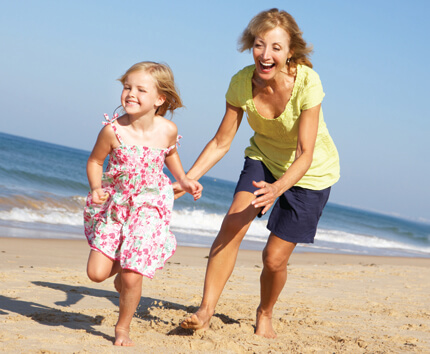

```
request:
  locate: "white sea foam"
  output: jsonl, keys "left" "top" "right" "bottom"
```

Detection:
{"left": 316, "top": 228, "right": 430, "bottom": 254}
{"left": 0, "top": 206, "right": 83, "bottom": 226}
{"left": 1, "top": 205, "right": 429, "bottom": 256}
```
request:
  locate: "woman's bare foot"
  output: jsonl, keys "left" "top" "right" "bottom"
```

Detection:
{"left": 255, "top": 308, "right": 277, "bottom": 338}
{"left": 114, "top": 272, "right": 122, "bottom": 293}
{"left": 114, "top": 326, "right": 134, "bottom": 346}
{"left": 180, "top": 308, "right": 212, "bottom": 330}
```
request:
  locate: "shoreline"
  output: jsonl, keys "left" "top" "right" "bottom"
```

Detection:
{"left": 2, "top": 237, "right": 430, "bottom": 266}
{"left": 1, "top": 237, "right": 430, "bottom": 353}
{"left": 2, "top": 223, "right": 430, "bottom": 259}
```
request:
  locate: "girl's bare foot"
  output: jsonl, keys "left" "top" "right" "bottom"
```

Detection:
{"left": 180, "top": 308, "right": 212, "bottom": 330}
{"left": 114, "top": 272, "right": 122, "bottom": 293}
{"left": 114, "top": 326, "right": 134, "bottom": 346}
{"left": 255, "top": 308, "right": 277, "bottom": 338}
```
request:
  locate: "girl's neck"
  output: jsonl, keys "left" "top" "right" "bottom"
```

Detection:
{"left": 126, "top": 112, "right": 157, "bottom": 131}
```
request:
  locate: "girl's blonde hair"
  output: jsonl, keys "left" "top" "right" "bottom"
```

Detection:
{"left": 238, "top": 8, "right": 313, "bottom": 70}
{"left": 119, "top": 61, "right": 183, "bottom": 117}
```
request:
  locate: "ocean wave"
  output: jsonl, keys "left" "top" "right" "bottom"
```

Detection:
{"left": 316, "top": 228, "right": 430, "bottom": 255}
{"left": 171, "top": 209, "right": 269, "bottom": 238}
{"left": 0, "top": 196, "right": 428, "bottom": 257}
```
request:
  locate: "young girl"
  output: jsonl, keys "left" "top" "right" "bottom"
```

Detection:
{"left": 83, "top": 61, "right": 202, "bottom": 346}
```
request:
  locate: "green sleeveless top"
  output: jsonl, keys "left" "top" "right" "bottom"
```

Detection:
{"left": 225, "top": 64, "right": 340, "bottom": 190}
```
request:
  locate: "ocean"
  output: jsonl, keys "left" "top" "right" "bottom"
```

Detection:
{"left": 1, "top": 131, "right": 429, "bottom": 258}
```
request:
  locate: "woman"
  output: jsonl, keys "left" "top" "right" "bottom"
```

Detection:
{"left": 176, "top": 8, "right": 340, "bottom": 338}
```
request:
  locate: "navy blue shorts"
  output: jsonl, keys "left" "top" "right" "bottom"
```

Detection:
{"left": 234, "top": 157, "right": 331, "bottom": 244}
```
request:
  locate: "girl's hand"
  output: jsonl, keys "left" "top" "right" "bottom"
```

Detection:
{"left": 172, "top": 182, "right": 186, "bottom": 200}
{"left": 251, "top": 180, "right": 280, "bottom": 215}
{"left": 91, "top": 188, "right": 110, "bottom": 204}
{"left": 179, "top": 178, "right": 203, "bottom": 201}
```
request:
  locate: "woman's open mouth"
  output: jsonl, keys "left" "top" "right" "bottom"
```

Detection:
{"left": 259, "top": 61, "right": 275, "bottom": 72}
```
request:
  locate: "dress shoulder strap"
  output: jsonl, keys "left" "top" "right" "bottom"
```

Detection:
{"left": 102, "top": 113, "right": 124, "bottom": 145}
{"left": 166, "top": 135, "right": 182, "bottom": 153}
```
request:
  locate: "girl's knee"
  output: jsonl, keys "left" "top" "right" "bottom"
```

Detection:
{"left": 87, "top": 267, "right": 108, "bottom": 283}
{"left": 120, "top": 270, "right": 143, "bottom": 288}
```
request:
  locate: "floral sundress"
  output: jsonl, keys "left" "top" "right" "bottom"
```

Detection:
{"left": 83, "top": 114, "right": 177, "bottom": 278}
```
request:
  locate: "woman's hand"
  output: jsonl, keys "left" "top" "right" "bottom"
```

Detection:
{"left": 251, "top": 180, "right": 281, "bottom": 215}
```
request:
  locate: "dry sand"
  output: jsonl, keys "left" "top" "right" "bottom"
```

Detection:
{"left": 1, "top": 237, "right": 429, "bottom": 353}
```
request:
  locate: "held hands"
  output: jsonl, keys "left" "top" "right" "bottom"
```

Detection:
{"left": 251, "top": 180, "right": 280, "bottom": 215}
{"left": 177, "top": 178, "right": 203, "bottom": 201}
{"left": 172, "top": 182, "right": 186, "bottom": 200}
{"left": 91, "top": 188, "right": 110, "bottom": 204}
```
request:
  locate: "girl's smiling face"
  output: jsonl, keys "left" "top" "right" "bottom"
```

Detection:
{"left": 252, "top": 26, "right": 293, "bottom": 81}
{"left": 121, "top": 70, "right": 165, "bottom": 117}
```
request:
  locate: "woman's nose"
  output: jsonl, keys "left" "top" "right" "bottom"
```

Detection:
{"left": 261, "top": 47, "right": 271, "bottom": 59}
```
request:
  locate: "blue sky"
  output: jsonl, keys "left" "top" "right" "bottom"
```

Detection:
{"left": 1, "top": 0, "right": 429, "bottom": 222}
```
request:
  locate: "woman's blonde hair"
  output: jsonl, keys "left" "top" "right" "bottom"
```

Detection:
{"left": 238, "top": 8, "right": 313, "bottom": 69}
{"left": 119, "top": 61, "right": 183, "bottom": 117}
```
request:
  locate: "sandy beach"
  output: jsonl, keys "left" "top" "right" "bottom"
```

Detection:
{"left": 1, "top": 237, "right": 429, "bottom": 353}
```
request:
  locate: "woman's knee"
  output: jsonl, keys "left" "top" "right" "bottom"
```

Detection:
{"left": 262, "top": 250, "right": 287, "bottom": 273}
{"left": 219, "top": 202, "right": 259, "bottom": 239}
{"left": 262, "top": 235, "right": 296, "bottom": 272}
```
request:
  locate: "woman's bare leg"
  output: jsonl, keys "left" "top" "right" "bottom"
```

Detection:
{"left": 256, "top": 234, "right": 296, "bottom": 338}
{"left": 114, "top": 270, "right": 143, "bottom": 346}
{"left": 181, "top": 191, "right": 260, "bottom": 330}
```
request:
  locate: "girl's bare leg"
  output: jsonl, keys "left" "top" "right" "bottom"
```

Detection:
{"left": 114, "top": 270, "right": 143, "bottom": 346}
{"left": 256, "top": 234, "right": 296, "bottom": 338}
{"left": 181, "top": 191, "right": 259, "bottom": 330}
{"left": 87, "top": 250, "right": 121, "bottom": 282}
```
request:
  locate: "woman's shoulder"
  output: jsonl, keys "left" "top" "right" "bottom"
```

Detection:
{"left": 227, "top": 65, "right": 254, "bottom": 92}
{"left": 231, "top": 64, "right": 255, "bottom": 82}
{"left": 297, "top": 64, "right": 322, "bottom": 85}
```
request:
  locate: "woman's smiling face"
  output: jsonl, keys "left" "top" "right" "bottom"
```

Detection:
{"left": 252, "top": 26, "right": 293, "bottom": 81}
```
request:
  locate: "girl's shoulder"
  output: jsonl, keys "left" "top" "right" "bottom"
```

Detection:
{"left": 155, "top": 115, "right": 178, "bottom": 141}
{"left": 155, "top": 115, "right": 177, "bottom": 129}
